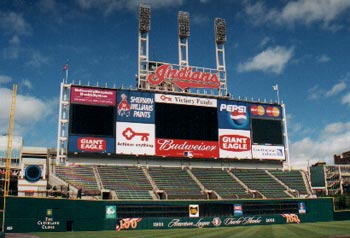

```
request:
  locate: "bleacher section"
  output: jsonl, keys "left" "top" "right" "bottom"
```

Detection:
{"left": 97, "top": 166, "right": 153, "bottom": 200}
{"left": 269, "top": 170, "right": 309, "bottom": 195}
{"left": 53, "top": 165, "right": 311, "bottom": 200}
{"left": 147, "top": 167, "right": 205, "bottom": 200}
{"left": 55, "top": 165, "right": 100, "bottom": 195}
{"left": 191, "top": 168, "right": 252, "bottom": 199}
{"left": 232, "top": 169, "right": 291, "bottom": 198}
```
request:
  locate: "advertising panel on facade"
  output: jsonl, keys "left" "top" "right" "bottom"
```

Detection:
{"left": 155, "top": 93, "right": 217, "bottom": 107}
{"left": 116, "top": 122, "right": 155, "bottom": 155}
{"left": 251, "top": 145, "right": 285, "bottom": 160}
{"left": 218, "top": 100, "right": 250, "bottom": 130}
{"left": 116, "top": 90, "right": 155, "bottom": 123}
{"left": 250, "top": 104, "right": 282, "bottom": 119}
{"left": 68, "top": 136, "right": 115, "bottom": 154}
{"left": 219, "top": 129, "right": 252, "bottom": 159}
{"left": 70, "top": 86, "right": 116, "bottom": 106}
{"left": 155, "top": 139, "right": 219, "bottom": 158}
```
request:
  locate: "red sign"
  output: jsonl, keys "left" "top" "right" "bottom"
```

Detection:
{"left": 220, "top": 134, "right": 251, "bottom": 152}
{"left": 71, "top": 86, "right": 116, "bottom": 106}
{"left": 148, "top": 65, "right": 220, "bottom": 90}
{"left": 78, "top": 137, "right": 106, "bottom": 152}
{"left": 156, "top": 139, "right": 219, "bottom": 158}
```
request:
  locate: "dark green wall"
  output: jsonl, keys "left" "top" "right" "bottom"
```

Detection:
{"left": 2, "top": 197, "right": 334, "bottom": 233}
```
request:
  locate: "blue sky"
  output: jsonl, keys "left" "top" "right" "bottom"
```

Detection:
{"left": 0, "top": 0, "right": 350, "bottom": 169}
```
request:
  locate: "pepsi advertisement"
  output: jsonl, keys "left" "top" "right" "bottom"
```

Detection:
{"left": 116, "top": 90, "right": 155, "bottom": 124}
{"left": 218, "top": 100, "right": 250, "bottom": 130}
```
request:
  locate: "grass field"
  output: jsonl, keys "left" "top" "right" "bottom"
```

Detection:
{"left": 21, "top": 221, "right": 350, "bottom": 238}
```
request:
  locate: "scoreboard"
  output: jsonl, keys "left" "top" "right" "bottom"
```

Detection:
{"left": 68, "top": 85, "right": 285, "bottom": 160}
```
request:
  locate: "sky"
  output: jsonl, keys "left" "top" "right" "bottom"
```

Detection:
{"left": 0, "top": 0, "right": 350, "bottom": 169}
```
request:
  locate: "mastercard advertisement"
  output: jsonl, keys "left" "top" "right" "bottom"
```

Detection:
{"left": 250, "top": 104, "right": 282, "bottom": 119}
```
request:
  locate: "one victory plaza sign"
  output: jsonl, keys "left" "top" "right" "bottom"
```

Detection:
{"left": 147, "top": 64, "right": 220, "bottom": 90}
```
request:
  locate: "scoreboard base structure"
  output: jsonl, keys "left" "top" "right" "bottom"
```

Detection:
{"left": 1, "top": 197, "right": 334, "bottom": 233}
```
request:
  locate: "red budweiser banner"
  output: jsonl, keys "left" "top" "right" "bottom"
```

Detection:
{"left": 156, "top": 139, "right": 219, "bottom": 158}
{"left": 148, "top": 65, "right": 220, "bottom": 90}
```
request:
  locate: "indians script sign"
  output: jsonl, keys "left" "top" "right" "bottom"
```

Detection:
{"left": 147, "top": 65, "right": 220, "bottom": 90}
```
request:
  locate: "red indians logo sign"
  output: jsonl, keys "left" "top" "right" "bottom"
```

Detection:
{"left": 147, "top": 65, "right": 220, "bottom": 90}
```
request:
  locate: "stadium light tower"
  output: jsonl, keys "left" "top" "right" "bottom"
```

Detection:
{"left": 178, "top": 11, "right": 190, "bottom": 67}
{"left": 214, "top": 18, "right": 227, "bottom": 96}
{"left": 138, "top": 4, "right": 151, "bottom": 89}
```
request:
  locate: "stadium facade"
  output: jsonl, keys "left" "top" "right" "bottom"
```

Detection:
{"left": 1, "top": 4, "right": 346, "bottom": 234}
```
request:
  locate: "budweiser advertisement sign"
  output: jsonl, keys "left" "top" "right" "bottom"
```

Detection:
{"left": 147, "top": 65, "right": 220, "bottom": 90}
{"left": 156, "top": 139, "right": 219, "bottom": 158}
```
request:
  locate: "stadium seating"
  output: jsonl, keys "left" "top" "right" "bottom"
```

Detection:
{"left": 190, "top": 168, "right": 252, "bottom": 199}
{"left": 269, "top": 170, "right": 310, "bottom": 195}
{"left": 147, "top": 167, "right": 205, "bottom": 200}
{"left": 232, "top": 169, "right": 291, "bottom": 198}
{"left": 55, "top": 165, "right": 100, "bottom": 195}
{"left": 97, "top": 166, "right": 154, "bottom": 200}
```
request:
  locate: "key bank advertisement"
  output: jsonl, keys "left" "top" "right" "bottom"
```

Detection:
{"left": 116, "top": 90, "right": 155, "bottom": 124}
{"left": 116, "top": 122, "right": 155, "bottom": 155}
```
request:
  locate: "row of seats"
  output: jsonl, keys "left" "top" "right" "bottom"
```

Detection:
{"left": 54, "top": 165, "right": 310, "bottom": 200}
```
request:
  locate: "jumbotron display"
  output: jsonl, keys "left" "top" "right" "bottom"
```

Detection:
{"left": 68, "top": 85, "right": 285, "bottom": 160}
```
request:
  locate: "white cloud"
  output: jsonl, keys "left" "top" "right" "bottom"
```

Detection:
{"left": 21, "top": 79, "right": 33, "bottom": 90}
{"left": 317, "top": 54, "right": 330, "bottom": 63}
{"left": 290, "top": 122, "right": 350, "bottom": 169}
{"left": 342, "top": 93, "right": 350, "bottom": 105}
{"left": 0, "top": 87, "right": 55, "bottom": 136}
{"left": 0, "top": 75, "right": 12, "bottom": 84}
{"left": 26, "top": 51, "right": 50, "bottom": 68}
{"left": 192, "top": 14, "right": 209, "bottom": 25}
{"left": 77, "top": 0, "right": 184, "bottom": 15}
{"left": 0, "top": 11, "right": 32, "bottom": 36}
{"left": 307, "top": 85, "right": 323, "bottom": 100}
{"left": 243, "top": 0, "right": 350, "bottom": 30}
{"left": 259, "top": 36, "right": 273, "bottom": 48}
{"left": 237, "top": 46, "right": 294, "bottom": 74}
{"left": 325, "top": 81, "right": 346, "bottom": 97}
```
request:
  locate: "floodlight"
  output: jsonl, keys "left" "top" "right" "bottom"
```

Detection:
{"left": 139, "top": 4, "right": 151, "bottom": 33}
{"left": 215, "top": 18, "right": 226, "bottom": 44}
{"left": 178, "top": 11, "right": 190, "bottom": 38}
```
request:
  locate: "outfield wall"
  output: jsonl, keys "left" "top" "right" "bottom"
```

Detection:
{"left": 2, "top": 197, "right": 333, "bottom": 233}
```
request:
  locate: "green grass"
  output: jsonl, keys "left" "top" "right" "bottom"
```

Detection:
{"left": 24, "top": 221, "right": 350, "bottom": 238}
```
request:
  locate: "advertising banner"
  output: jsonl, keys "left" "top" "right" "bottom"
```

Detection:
{"left": 233, "top": 204, "right": 243, "bottom": 216}
{"left": 68, "top": 136, "right": 115, "bottom": 154}
{"left": 114, "top": 214, "right": 301, "bottom": 231}
{"left": 218, "top": 100, "right": 250, "bottom": 130}
{"left": 219, "top": 129, "right": 252, "bottom": 159}
{"left": 189, "top": 205, "right": 199, "bottom": 218}
{"left": 298, "top": 202, "right": 306, "bottom": 214}
{"left": 106, "top": 205, "right": 117, "bottom": 219}
{"left": 155, "top": 139, "right": 219, "bottom": 158}
{"left": 252, "top": 145, "right": 285, "bottom": 160}
{"left": 155, "top": 94, "right": 217, "bottom": 108}
{"left": 250, "top": 104, "right": 282, "bottom": 119}
{"left": 71, "top": 86, "right": 116, "bottom": 106}
{"left": 116, "top": 122, "right": 155, "bottom": 155}
{"left": 116, "top": 90, "right": 155, "bottom": 123}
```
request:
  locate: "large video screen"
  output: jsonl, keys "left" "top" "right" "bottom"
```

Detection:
{"left": 251, "top": 119, "right": 283, "bottom": 145}
{"left": 70, "top": 104, "right": 114, "bottom": 136}
{"left": 155, "top": 103, "right": 218, "bottom": 141}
